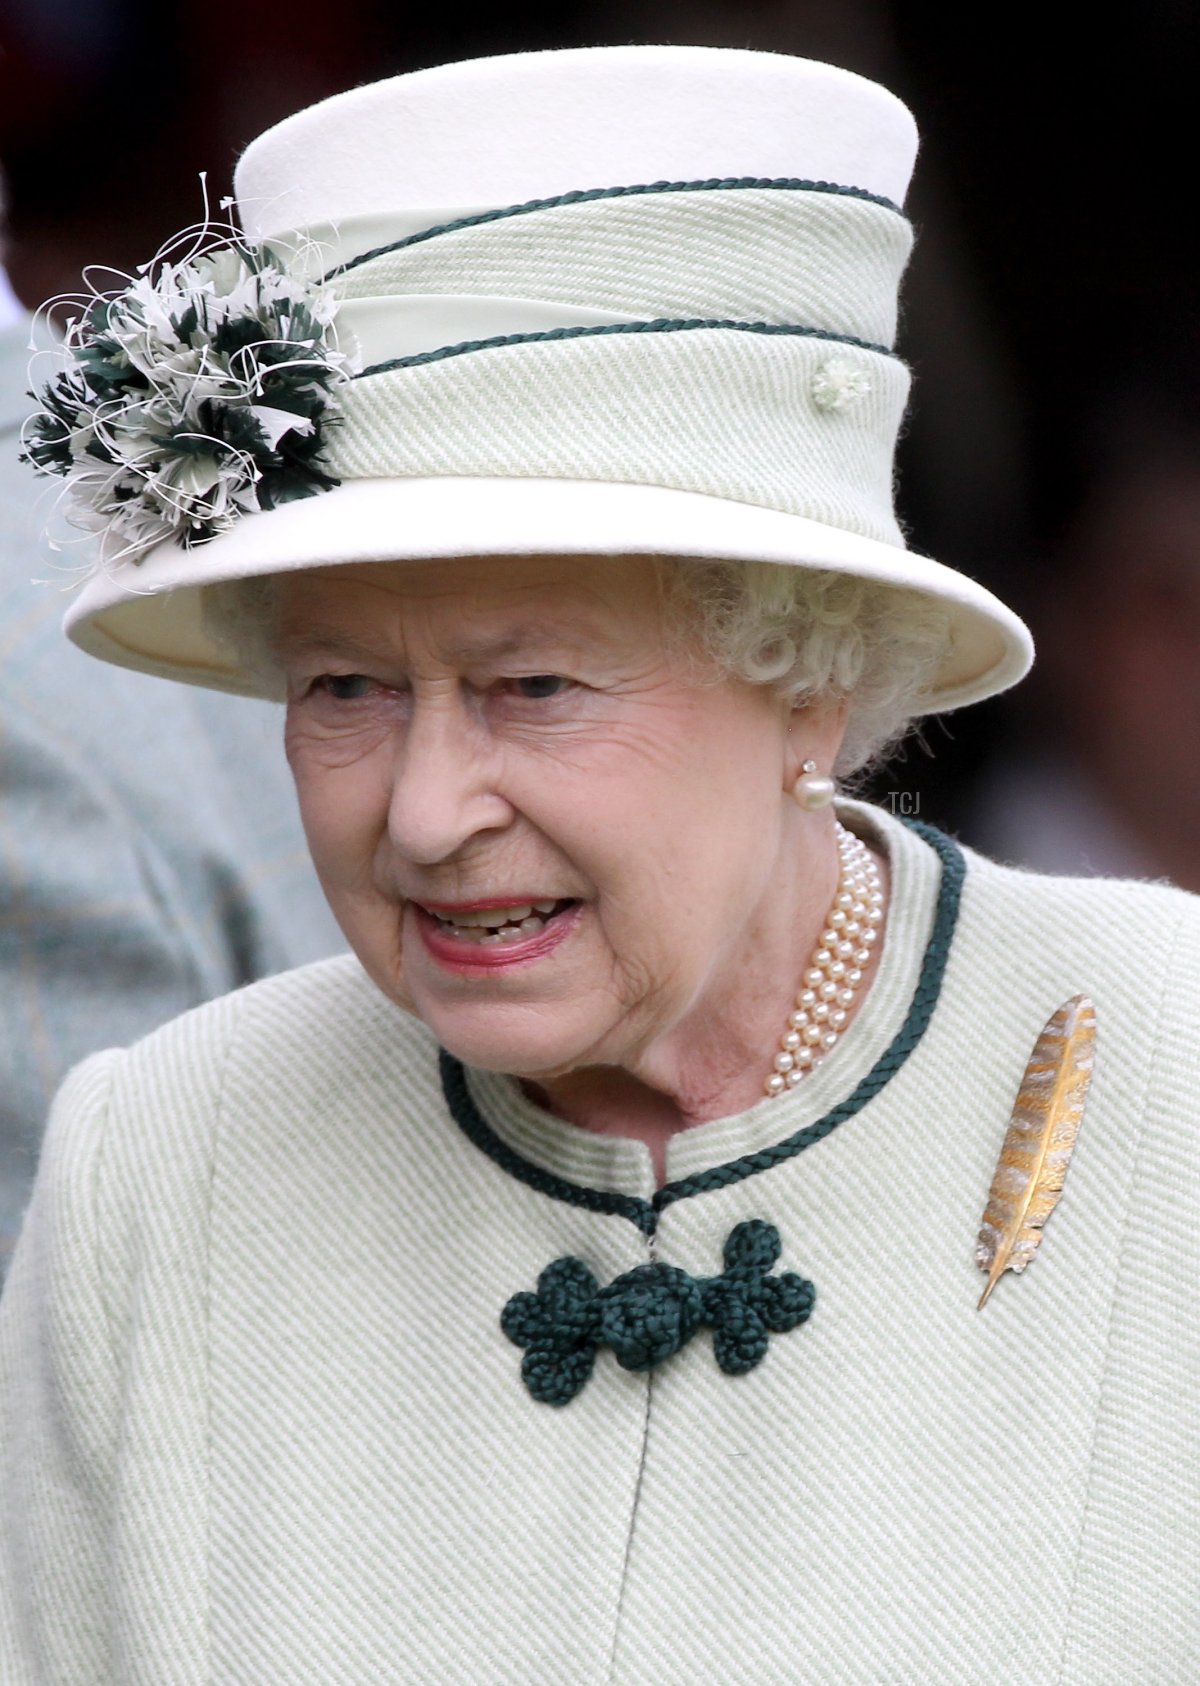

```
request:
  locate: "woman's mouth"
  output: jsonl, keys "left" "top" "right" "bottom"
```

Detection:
{"left": 412, "top": 898, "right": 581, "bottom": 969}
{"left": 422, "top": 898, "right": 577, "bottom": 945}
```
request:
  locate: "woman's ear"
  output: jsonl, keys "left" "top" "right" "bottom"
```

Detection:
{"left": 783, "top": 696, "right": 850, "bottom": 791}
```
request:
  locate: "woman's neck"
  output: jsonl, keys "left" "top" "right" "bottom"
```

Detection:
{"left": 521, "top": 837, "right": 891, "bottom": 1188}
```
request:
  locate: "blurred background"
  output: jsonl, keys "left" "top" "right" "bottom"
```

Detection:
{"left": 1, "top": 0, "right": 1197, "bottom": 886}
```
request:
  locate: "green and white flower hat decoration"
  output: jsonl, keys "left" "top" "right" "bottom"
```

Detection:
{"left": 23, "top": 217, "right": 356, "bottom": 566}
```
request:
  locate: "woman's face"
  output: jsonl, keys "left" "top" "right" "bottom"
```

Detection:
{"left": 279, "top": 554, "right": 834, "bottom": 1081}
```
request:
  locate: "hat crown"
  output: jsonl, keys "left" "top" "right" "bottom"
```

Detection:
{"left": 234, "top": 45, "right": 918, "bottom": 241}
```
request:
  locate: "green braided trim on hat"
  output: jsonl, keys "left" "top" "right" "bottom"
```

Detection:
{"left": 331, "top": 186, "right": 911, "bottom": 347}
{"left": 358, "top": 316, "right": 898, "bottom": 380}
{"left": 325, "top": 176, "right": 906, "bottom": 283}
{"left": 440, "top": 817, "right": 965, "bottom": 1238}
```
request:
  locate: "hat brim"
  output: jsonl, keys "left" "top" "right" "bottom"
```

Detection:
{"left": 64, "top": 475, "right": 1033, "bottom": 708}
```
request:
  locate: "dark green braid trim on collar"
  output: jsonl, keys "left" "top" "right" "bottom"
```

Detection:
{"left": 357, "top": 317, "right": 896, "bottom": 381}
{"left": 324, "top": 176, "right": 905, "bottom": 283}
{"left": 439, "top": 1051, "right": 658, "bottom": 1237}
{"left": 655, "top": 818, "right": 964, "bottom": 1210}
{"left": 440, "top": 817, "right": 965, "bottom": 1238}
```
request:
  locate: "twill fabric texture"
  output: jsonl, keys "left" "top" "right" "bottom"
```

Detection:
{"left": 1, "top": 802, "right": 1197, "bottom": 1682}
{"left": 331, "top": 325, "right": 907, "bottom": 545}
{"left": 0, "top": 320, "right": 344, "bottom": 1272}
{"left": 329, "top": 185, "right": 911, "bottom": 343}
{"left": 323, "top": 182, "right": 909, "bottom": 543}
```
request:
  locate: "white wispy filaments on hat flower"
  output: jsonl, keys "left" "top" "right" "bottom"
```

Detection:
{"left": 21, "top": 228, "right": 357, "bottom": 565}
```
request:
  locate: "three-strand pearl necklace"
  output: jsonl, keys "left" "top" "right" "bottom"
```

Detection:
{"left": 764, "top": 822, "right": 885, "bottom": 1098}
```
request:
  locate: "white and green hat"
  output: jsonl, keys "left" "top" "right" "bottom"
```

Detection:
{"left": 29, "top": 44, "right": 1033, "bottom": 705}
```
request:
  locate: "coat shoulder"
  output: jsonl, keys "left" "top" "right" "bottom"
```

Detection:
{"left": 955, "top": 833, "right": 1200, "bottom": 949}
{"left": 82, "top": 955, "right": 435, "bottom": 1179}
{"left": 125, "top": 950, "right": 430, "bottom": 1081}
{"left": 944, "top": 837, "right": 1200, "bottom": 1145}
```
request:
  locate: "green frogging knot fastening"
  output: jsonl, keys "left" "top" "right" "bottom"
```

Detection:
{"left": 501, "top": 1219, "right": 815, "bottom": 1405}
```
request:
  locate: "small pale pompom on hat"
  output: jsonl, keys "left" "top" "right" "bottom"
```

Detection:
{"left": 30, "top": 43, "right": 1032, "bottom": 708}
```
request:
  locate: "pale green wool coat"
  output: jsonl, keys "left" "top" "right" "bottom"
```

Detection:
{"left": 1, "top": 800, "right": 1198, "bottom": 1683}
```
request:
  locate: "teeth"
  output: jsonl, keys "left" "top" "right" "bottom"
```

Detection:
{"left": 428, "top": 898, "right": 574, "bottom": 944}
{"left": 434, "top": 909, "right": 554, "bottom": 943}
{"left": 437, "top": 903, "right": 536, "bottom": 928}
{"left": 482, "top": 904, "right": 533, "bottom": 927}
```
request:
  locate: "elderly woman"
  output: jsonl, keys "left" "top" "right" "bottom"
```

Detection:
{"left": 2, "top": 44, "right": 1198, "bottom": 1685}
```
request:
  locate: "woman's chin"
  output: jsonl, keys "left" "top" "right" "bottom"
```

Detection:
{"left": 414, "top": 996, "right": 608, "bottom": 1080}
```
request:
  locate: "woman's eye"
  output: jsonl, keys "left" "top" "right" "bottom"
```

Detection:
{"left": 320, "top": 674, "right": 375, "bottom": 701}
{"left": 512, "top": 674, "right": 570, "bottom": 700}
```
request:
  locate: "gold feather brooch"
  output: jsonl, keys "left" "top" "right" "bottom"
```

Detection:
{"left": 975, "top": 994, "right": 1096, "bottom": 1310}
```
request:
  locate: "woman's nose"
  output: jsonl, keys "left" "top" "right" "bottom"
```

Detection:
{"left": 385, "top": 694, "right": 513, "bottom": 865}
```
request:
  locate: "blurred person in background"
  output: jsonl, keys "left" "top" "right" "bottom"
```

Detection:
{"left": 0, "top": 173, "right": 344, "bottom": 1274}
{"left": 970, "top": 399, "right": 1200, "bottom": 891}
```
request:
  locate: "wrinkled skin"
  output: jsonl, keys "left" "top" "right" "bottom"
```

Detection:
{"left": 279, "top": 553, "right": 884, "bottom": 1177}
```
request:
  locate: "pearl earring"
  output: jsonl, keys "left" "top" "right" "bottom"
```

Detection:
{"left": 792, "top": 758, "right": 835, "bottom": 810}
